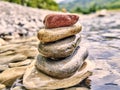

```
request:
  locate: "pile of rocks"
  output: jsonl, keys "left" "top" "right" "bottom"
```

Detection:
{"left": 0, "top": 36, "right": 39, "bottom": 90}
{"left": 23, "top": 14, "right": 92, "bottom": 89}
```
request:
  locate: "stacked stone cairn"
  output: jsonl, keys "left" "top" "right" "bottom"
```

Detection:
{"left": 23, "top": 14, "right": 92, "bottom": 90}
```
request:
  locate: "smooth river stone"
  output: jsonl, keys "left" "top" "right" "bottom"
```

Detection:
{"left": 0, "top": 54, "right": 27, "bottom": 65}
{"left": 8, "top": 59, "right": 32, "bottom": 68}
{"left": 43, "top": 14, "right": 79, "bottom": 28}
{"left": 37, "top": 25, "right": 82, "bottom": 43}
{"left": 0, "top": 66, "right": 28, "bottom": 86}
{"left": 36, "top": 46, "right": 88, "bottom": 79}
{"left": 23, "top": 60, "right": 93, "bottom": 90}
{"left": 38, "top": 34, "right": 81, "bottom": 59}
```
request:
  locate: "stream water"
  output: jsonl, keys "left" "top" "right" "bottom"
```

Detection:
{"left": 80, "top": 12, "right": 120, "bottom": 90}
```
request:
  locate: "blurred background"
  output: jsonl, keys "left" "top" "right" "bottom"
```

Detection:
{"left": 1, "top": 0, "right": 120, "bottom": 14}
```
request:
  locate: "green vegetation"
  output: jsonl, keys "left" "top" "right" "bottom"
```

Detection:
{"left": 2, "top": 0, "right": 120, "bottom": 13}
{"left": 59, "top": 0, "right": 120, "bottom": 14}
{"left": 2, "top": 0, "right": 59, "bottom": 11}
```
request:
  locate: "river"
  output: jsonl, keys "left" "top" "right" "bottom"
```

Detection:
{"left": 79, "top": 11, "right": 120, "bottom": 90}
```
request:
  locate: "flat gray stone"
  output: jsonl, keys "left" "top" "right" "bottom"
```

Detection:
{"left": 38, "top": 34, "right": 81, "bottom": 59}
{"left": 36, "top": 46, "right": 88, "bottom": 79}
{"left": 23, "top": 60, "right": 92, "bottom": 90}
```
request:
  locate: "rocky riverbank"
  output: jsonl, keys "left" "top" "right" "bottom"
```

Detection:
{"left": 0, "top": 1, "right": 58, "bottom": 39}
{"left": 0, "top": 1, "right": 120, "bottom": 90}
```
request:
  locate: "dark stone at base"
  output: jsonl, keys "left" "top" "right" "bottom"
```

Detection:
{"left": 36, "top": 46, "right": 88, "bottom": 79}
{"left": 38, "top": 34, "right": 81, "bottom": 59}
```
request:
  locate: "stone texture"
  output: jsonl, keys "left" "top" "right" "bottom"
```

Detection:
{"left": 23, "top": 60, "right": 92, "bottom": 90}
{"left": 0, "top": 66, "right": 27, "bottom": 86}
{"left": 0, "top": 1, "right": 55, "bottom": 37}
{"left": 43, "top": 14, "right": 79, "bottom": 28}
{"left": 38, "top": 34, "right": 81, "bottom": 59}
{"left": 0, "top": 65, "right": 8, "bottom": 71}
{"left": 37, "top": 24, "right": 82, "bottom": 43}
{"left": 36, "top": 46, "right": 88, "bottom": 79}
{"left": 8, "top": 59, "right": 32, "bottom": 67}
{"left": 15, "top": 47, "right": 38, "bottom": 58}
{"left": 0, "top": 54, "right": 27, "bottom": 65}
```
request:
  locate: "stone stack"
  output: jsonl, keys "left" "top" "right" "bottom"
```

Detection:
{"left": 36, "top": 14, "right": 87, "bottom": 79}
{"left": 23, "top": 14, "right": 92, "bottom": 90}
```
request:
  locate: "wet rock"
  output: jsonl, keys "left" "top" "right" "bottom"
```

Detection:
{"left": 38, "top": 34, "right": 81, "bottom": 59}
{"left": 36, "top": 46, "right": 88, "bottom": 79}
{"left": 0, "top": 54, "right": 27, "bottom": 65}
{"left": 9, "top": 36, "right": 38, "bottom": 44}
{"left": 37, "top": 25, "right": 82, "bottom": 43}
{"left": 0, "top": 66, "right": 27, "bottom": 86}
{"left": 9, "top": 59, "right": 32, "bottom": 67}
{"left": 23, "top": 60, "right": 92, "bottom": 90}
{"left": 0, "top": 65, "right": 8, "bottom": 71}
{"left": 44, "top": 14, "right": 79, "bottom": 28}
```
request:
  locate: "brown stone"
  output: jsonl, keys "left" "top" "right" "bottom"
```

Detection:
{"left": 43, "top": 14, "right": 79, "bottom": 28}
{"left": 0, "top": 54, "right": 27, "bottom": 65}
{"left": 37, "top": 25, "right": 82, "bottom": 43}
{"left": 64, "top": 87, "right": 90, "bottom": 90}
{"left": 0, "top": 66, "right": 27, "bottom": 86}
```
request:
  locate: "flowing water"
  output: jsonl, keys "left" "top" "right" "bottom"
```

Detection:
{"left": 79, "top": 12, "right": 120, "bottom": 90}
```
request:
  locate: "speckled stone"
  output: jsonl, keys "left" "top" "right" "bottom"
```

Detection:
{"left": 43, "top": 14, "right": 79, "bottom": 28}
{"left": 38, "top": 34, "right": 81, "bottom": 59}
